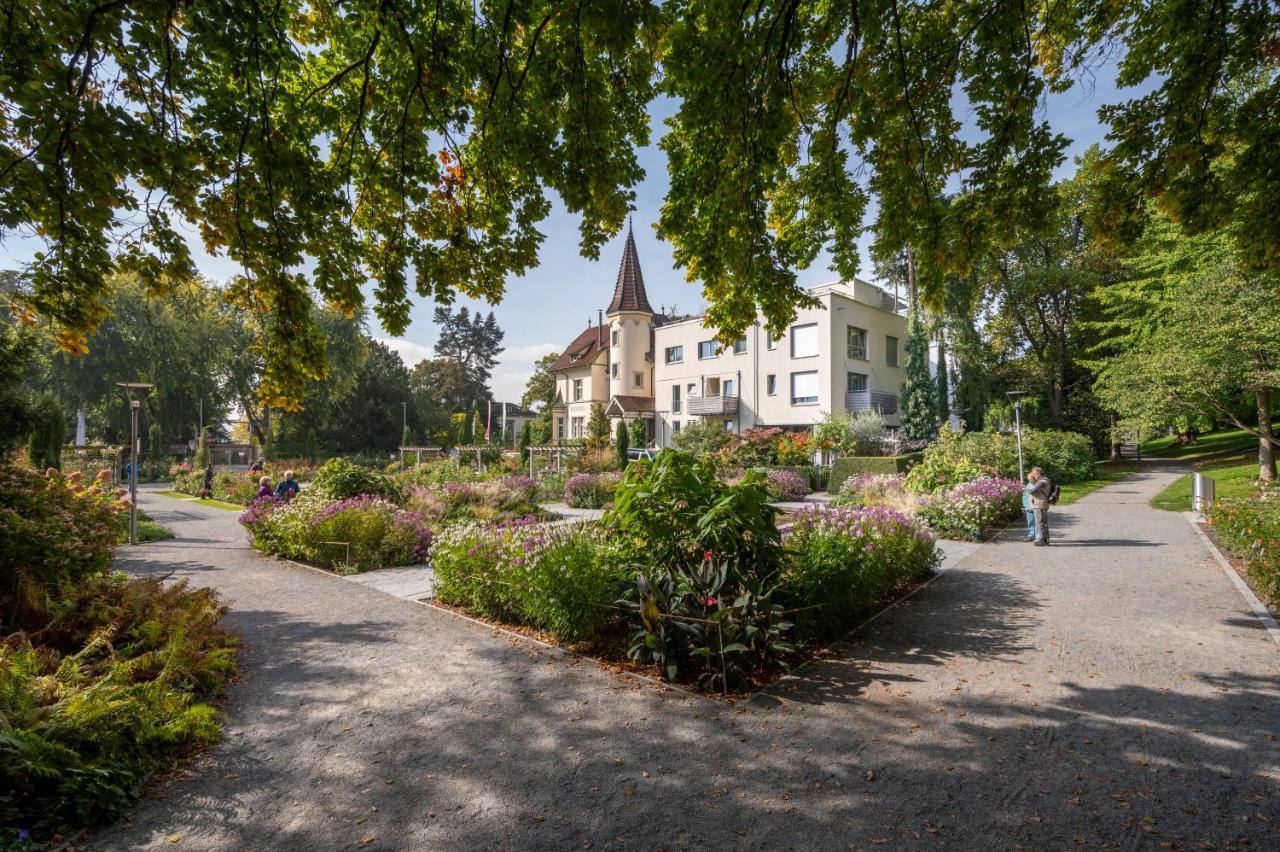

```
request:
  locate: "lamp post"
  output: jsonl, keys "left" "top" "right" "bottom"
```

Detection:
{"left": 1005, "top": 391, "right": 1028, "bottom": 483}
{"left": 117, "top": 382, "right": 155, "bottom": 545}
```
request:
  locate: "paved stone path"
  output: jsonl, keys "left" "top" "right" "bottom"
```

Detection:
{"left": 96, "top": 464, "right": 1278, "bottom": 850}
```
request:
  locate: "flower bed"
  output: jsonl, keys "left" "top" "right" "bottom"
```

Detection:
{"left": 782, "top": 505, "right": 939, "bottom": 639}
{"left": 239, "top": 493, "right": 431, "bottom": 573}
{"left": 432, "top": 520, "right": 619, "bottom": 641}
{"left": 563, "top": 472, "right": 622, "bottom": 509}
{"left": 916, "top": 476, "right": 1023, "bottom": 541}
{"left": 1207, "top": 496, "right": 1280, "bottom": 605}
{"left": 766, "top": 468, "right": 810, "bottom": 501}
{"left": 404, "top": 475, "right": 541, "bottom": 524}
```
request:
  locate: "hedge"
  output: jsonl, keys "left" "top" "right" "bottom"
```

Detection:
{"left": 829, "top": 453, "right": 923, "bottom": 493}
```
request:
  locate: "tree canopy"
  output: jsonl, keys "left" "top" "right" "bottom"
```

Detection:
{"left": 3, "top": 0, "right": 1277, "bottom": 401}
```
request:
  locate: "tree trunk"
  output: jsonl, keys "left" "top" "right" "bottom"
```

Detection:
{"left": 1109, "top": 413, "right": 1122, "bottom": 461}
{"left": 1258, "top": 388, "right": 1276, "bottom": 483}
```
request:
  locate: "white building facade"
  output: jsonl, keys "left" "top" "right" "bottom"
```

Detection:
{"left": 652, "top": 280, "right": 907, "bottom": 446}
{"left": 549, "top": 224, "right": 909, "bottom": 448}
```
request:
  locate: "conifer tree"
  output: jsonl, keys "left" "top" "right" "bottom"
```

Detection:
{"left": 900, "top": 308, "right": 939, "bottom": 440}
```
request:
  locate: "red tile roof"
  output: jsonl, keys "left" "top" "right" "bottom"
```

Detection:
{"left": 549, "top": 324, "right": 607, "bottom": 372}
{"left": 606, "top": 224, "right": 654, "bottom": 315}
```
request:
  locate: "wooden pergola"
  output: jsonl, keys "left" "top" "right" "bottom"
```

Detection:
{"left": 526, "top": 444, "right": 584, "bottom": 477}
{"left": 398, "top": 445, "right": 445, "bottom": 470}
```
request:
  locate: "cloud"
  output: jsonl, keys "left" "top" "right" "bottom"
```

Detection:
{"left": 376, "top": 337, "right": 559, "bottom": 405}
{"left": 377, "top": 337, "right": 435, "bottom": 366}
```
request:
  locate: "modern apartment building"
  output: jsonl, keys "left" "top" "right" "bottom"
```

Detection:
{"left": 652, "top": 280, "right": 907, "bottom": 445}
{"left": 549, "top": 224, "right": 908, "bottom": 447}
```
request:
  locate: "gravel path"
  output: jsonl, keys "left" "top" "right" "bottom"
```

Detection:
{"left": 96, "top": 465, "right": 1279, "bottom": 850}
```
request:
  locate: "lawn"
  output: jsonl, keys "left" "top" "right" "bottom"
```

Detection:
{"left": 155, "top": 490, "right": 243, "bottom": 510}
{"left": 136, "top": 510, "right": 176, "bottom": 542}
{"left": 1140, "top": 423, "right": 1275, "bottom": 461}
{"left": 1055, "top": 460, "right": 1141, "bottom": 505}
{"left": 1151, "top": 456, "right": 1271, "bottom": 512}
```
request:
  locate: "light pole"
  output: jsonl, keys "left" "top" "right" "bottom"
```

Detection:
{"left": 1006, "top": 390, "right": 1027, "bottom": 483}
{"left": 117, "top": 382, "right": 155, "bottom": 545}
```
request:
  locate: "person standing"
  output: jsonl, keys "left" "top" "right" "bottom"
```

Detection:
{"left": 1022, "top": 485, "right": 1037, "bottom": 542}
{"left": 200, "top": 463, "right": 215, "bottom": 499}
{"left": 1025, "top": 467, "right": 1052, "bottom": 546}
{"left": 274, "top": 469, "right": 300, "bottom": 502}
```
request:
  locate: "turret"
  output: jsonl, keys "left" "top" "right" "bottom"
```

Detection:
{"left": 607, "top": 224, "right": 654, "bottom": 399}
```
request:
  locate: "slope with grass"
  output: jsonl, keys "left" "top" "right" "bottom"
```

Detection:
{"left": 1141, "top": 423, "right": 1276, "bottom": 461}
{"left": 1151, "top": 456, "right": 1270, "bottom": 512}
{"left": 1054, "top": 460, "right": 1141, "bottom": 506}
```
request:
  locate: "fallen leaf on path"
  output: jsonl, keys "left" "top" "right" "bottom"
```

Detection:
{"left": 168, "top": 835, "right": 181, "bottom": 844}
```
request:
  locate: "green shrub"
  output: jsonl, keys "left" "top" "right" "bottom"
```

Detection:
{"left": 430, "top": 521, "right": 527, "bottom": 621}
{"left": 513, "top": 524, "right": 620, "bottom": 641}
{"left": 1, "top": 466, "right": 120, "bottom": 632}
{"left": 0, "top": 574, "right": 236, "bottom": 840}
{"left": 1208, "top": 497, "right": 1280, "bottom": 604}
{"left": 782, "top": 505, "right": 939, "bottom": 639}
{"left": 905, "top": 425, "right": 1097, "bottom": 492}
{"left": 608, "top": 451, "right": 793, "bottom": 690}
{"left": 403, "top": 476, "right": 542, "bottom": 525}
{"left": 672, "top": 418, "right": 736, "bottom": 459}
{"left": 828, "top": 453, "right": 922, "bottom": 492}
{"left": 813, "top": 410, "right": 888, "bottom": 455}
{"left": 312, "top": 457, "right": 401, "bottom": 502}
{"left": 25, "top": 391, "right": 65, "bottom": 471}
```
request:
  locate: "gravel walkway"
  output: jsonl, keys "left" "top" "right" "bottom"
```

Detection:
{"left": 96, "top": 465, "right": 1279, "bottom": 850}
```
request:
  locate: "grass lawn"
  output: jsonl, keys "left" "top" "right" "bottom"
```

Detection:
{"left": 136, "top": 511, "right": 176, "bottom": 542}
{"left": 1055, "top": 461, "right": 1142, "bottom": 505}
{"left": 155, "top": 489, "right": 243, "bottom": 510}
{"left": 1140, "top": 423, "right": 1275, "bottom": 461}
{"left": 1151, "top": 455, "right": 1271, "bottom": 511}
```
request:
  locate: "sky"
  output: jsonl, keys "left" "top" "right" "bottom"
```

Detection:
{"left": 2, "top": 57, "right": 1148, "bottom": 406}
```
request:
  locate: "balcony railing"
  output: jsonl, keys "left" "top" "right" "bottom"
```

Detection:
{"left": 845, "top": 390, "right": 899, "bottom": 416}
{"left": 688, "top": 394, "right": 740, "bottom": 416}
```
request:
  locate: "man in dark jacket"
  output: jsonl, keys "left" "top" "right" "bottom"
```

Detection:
{"left": 1025, "top": 467, "right": 1052, "bottom": 546}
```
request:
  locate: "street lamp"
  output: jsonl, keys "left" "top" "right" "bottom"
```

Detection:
{"left": 117, "top": 382, "right": 155, "bottom": 545}
{"left": 1005, "top": 391, "right": 1027, "bottom": 483}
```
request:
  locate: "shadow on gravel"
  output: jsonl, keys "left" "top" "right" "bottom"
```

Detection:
{"left": 1050, "top": 538, "right": 1166, "bottom": 548}
{"left": 760, "top": 570, "right": 1044, "bottom": 707}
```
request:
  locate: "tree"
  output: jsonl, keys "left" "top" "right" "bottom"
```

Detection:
{"left": 2, "top": 1, "right": 658, "bottom": 406}
{"left": 586, "top": 404, "right": 610, "bottom": 450}
{"left": 148, "top": 423, "right": 164, "bottom": 466}
{"left": 519, "top": 421, "right": 533, "bottom": 462}
{"left": 656, "top": 2, "right": 1280, "bottom": 346}
{"left": 1093, "top": 217, "right": 1280, "bottom": 482}
{"left": 325, "top": 341, "right": 414, "bottom": 453}
{"left": 0, "top": 319, "right": 35, "bottom": 451}
{"left": 522, "top": 352, "right": 561, "bottom": 411}
{"left": 433, "top": 307, "right": 505, "bottom": 397}
{"left": 629, "top": 418, "right": 647, "bottom": 450}
{"left": 411, "top": 358, "right": 488, "bottom": 417}
{"left": 193, "top": 427, "right": 210, "bottom": 469}
{"left": 900, "top": 308, "right": 938, "bottom": 441}
{"left": 12, "top": 3, "right": 1279, "bottom": 407}
{"left": 616, "top": 419, "right": 630, "bottom": 469}
{"left": 26, "top": 392, "right": 65, "bottom": 470}
{"left": 402, "top": 425, "right": 414, "bottom": 448}
{"left": 935, "top": 327, "right": 951, "bottom": 425}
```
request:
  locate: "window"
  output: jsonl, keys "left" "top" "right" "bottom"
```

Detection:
{"left": 791, "top": 371, "right": 819, "bottom": 405}
{"left": 671, "top": 384, "right": 682, "bottom": 414}
{"left": 698, "top": 340, "right": 717, "bottom": 359}
{"left": 556, "top": 418, "right": 565, "bottom": 440}
{"left": 723, "top": 379, "right": 736, "bottom": 397}
{"left": 791, "top": 323, "right": 819, "bottom": 358}
{"left": 570, "top": 417, "right": 585, "bottom": 438}
{"left": 847, "top": 326, "right": 868, "bottom": 360}
{"left": 634, "top": 372, "right": 643, "bottom": 388}
{"left": 671, "top": 420, "right": 681, "bottom": 434}
{"left": 611, "top": 363, "right": 618, "bottom": 378}
{"left": 733, "top": 337, "right": 747, "bottom": 355}
{"left": 847, "top": 371, "right": 867, "bottom": 392}
{"left": 572, "top": 379, "right": 583, "bottom": 402}
{"left": 767, "top": 334, "right": 777, "bottom": 351}
{"left": 611, "top": 329, "right": 619, "bottom": 346}
{"left": 766, "top": 374, "right": 777, "bottom": 396}
{"left": 724, "top": 420, "right": 735, "bottom": 432}
{"left": 665, "top": 345, "right": 683, "bottom": 364}
{"left": 886, "top": 335, "right": 899, "bottom": 367}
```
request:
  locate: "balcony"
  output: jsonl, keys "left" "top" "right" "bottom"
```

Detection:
{"left": 846, "top": 390, "right": 899, "bottom": 416}
{"left": 688, "top": 394, "right": 740, "bottom": 416}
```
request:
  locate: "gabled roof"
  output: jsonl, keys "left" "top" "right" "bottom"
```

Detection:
{"left": 549, "top": 324, "right": 607, "bottom": 372}
{"left": 606, "top": 224, "right": 654, "bottom": 315}
{"left": 605, "top": 395, "right": 655, "bottom": 417}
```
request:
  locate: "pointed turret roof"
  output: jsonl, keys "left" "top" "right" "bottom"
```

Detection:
{"left": 606, "top": 223, "right": 654, "bottom": 315}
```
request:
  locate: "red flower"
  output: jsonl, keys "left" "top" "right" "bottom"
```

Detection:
{"left": 703, "top": 550, "right": 714, "bottom": 563}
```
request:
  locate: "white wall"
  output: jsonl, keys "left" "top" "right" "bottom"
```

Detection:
{"left": 651, "top": 280, "right": 908, "bottom": 446}
{"left": 608, "top": 312, "right": 653, "bottom": 399}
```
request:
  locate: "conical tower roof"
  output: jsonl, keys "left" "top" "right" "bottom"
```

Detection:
{"left": 606, "top": 223, "right": 653, "bottom": 315}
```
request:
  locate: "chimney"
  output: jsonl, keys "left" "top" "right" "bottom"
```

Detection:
{"left": 598, "top": 309, "right": 603, "bottom": 327}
